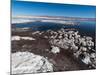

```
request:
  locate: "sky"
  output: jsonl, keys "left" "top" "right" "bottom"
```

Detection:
{"left": 12, "top": 0, "right": 96, "bottom": 18}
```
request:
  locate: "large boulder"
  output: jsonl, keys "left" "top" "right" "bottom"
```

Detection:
{"left": 12, "top": 52, "right": 53, "bottom": 74}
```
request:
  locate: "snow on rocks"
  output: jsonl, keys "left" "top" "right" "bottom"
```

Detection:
{"left": 44, "top": 36, "right": 48, "bottom": 39}
{"left": 81, "top": 53, "right": 91, "bottom": 65}
{"left": 11, "top": 52, "right": 53, "bottom": 74}
{"left": 51, "top": 46, "right": 60, "bottom": 54}
{"left": 12, "top": 36, "right": 35, "bottom": 41}
{"left": 32, "top": 31, "right": 44, "bottom": 35}
{"left": 79, "top": 47, "right": 87, "bottom": 52}
{"left": 71, "top": 44, "right": 78, "bottom": 51}
{"left": 21, "top": 37, "right": 35, "bottom": 40}
{"left": 11, "top": 36, "right": 20, "bottom": 41}
{"left": 32, "top": 31, "right": 40, "bottom": 35}
{"left": 47, "top": 29, "right": 95, "bottom": 68}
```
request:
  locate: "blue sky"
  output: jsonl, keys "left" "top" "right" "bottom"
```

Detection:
{"left": 12, "top": 0, "right": 96, "bottom": 18}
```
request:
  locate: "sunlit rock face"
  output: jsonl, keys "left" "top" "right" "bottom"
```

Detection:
{"left": 11, "top": 52, "right": 53, "bottom": 74}
{"left": 51, "top": 46, "right": 60, "bottom": 54}
{"left": 47, "top": 29, "right": 95, "bottom": 68}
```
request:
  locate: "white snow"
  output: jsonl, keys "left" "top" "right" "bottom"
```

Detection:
{"left": 11, "top": 36, "right": 35, "bottom": 41}
{"left": 11, "top": 52, "right": 53, "bottom": 74}
{"left": 21, "top": 37, "right": 35, "bottom": 40}
{"left": 11, "top": 36, "right": 20, "bottom": 41}
{"left": 82, "top": 55, "right": 91, "bottom": 64}
{"left": 32, "top": 31, "right": 43, "bottom": 35}
{"left": 90, "top": 53, "right": 96, "bottom": 58}
{"left": 51, "top": 46, "right": 60, "bottom": 54}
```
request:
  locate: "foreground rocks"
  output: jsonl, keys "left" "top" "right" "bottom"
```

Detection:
{"left": 11, "top": 28, "right": 96, "bottom": 74}
{"left": 45, "top": 29, "right": 96, "bottom": 69}
{"left": 12, "top": 52, "right": 53, "bottom": 74}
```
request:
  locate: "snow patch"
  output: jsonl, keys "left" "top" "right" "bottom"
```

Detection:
{"left": 82, "top": 54, "right": 91, "bottom": 64}
{"left": 12, "top": 36, "right": 35, "bottom": 41}
{"left": 11, "top": 52, "right": 53, "bottom": 74}
{"left": 11, "top": 36, "right": 20, "bottom": 41}
{"left": 51, "top": 46, "right": 60, "bottom": 54}
{"left": 21, "top": 37, "right": 35, "bottom": 40}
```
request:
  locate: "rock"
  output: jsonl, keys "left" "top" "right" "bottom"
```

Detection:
{"left": 64, "top": 33, "right": 68, "bottom": 37}
{"left": 58, "top": 35, "right": 63, "bottom": 39}
{"left": 51, "top": 46, "right": 60, "bottom": 54}
{"left": 71, "top": 44, "right": 78, "bottom": 51}
{"left": 88, "top": 47, "right": 91, "bottom": 50}
{"left": 82, "top": 53, "right": 91, "bottom": 65}
{"left": 90, "top": 53, "right": 96, "bottom": 58}
{"left": 44, "top": 36, "right": 48, "bottom": 39}
{"left": 80, "top": 47, "right": 87, "bottom": 52}
{"left": 32, "top": 31, "right": 40, "bottom": 35}
{"left": 74, "top": 51, "right": 82, "bottom": 58}
{"left": 48, "top": 29, "right": 95, "bottom": 68}
{"left": 12, "top": 52, "right": 53, "bottom": 74}
{"left": 81, "top": 41, "right": 87, "bottom": 46}
{"left": 86, "top": 40, "right": 94, "bottom": 47}
{"left": 86, "top": 37, "right": 93, "bottom": 41}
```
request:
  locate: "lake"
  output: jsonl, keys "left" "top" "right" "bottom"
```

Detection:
{"left": 12, "top": 21, "right": 96, "bottom": 37}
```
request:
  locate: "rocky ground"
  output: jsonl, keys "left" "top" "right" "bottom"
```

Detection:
{"left": 11, "top": 28, "right": 96, "bottom": 74}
